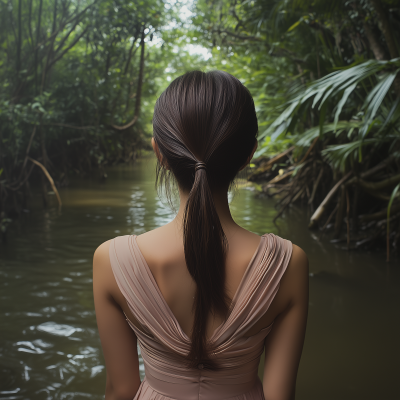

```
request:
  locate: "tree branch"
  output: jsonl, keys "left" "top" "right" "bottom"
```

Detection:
{"left": 46, "top": 27, "right": 88, "bottom": 72}
{"left": 112, "top": 28, "right": 146, "bottom": 131}
{"left": 309, "top": 171, "right": 353, "bottom": 229}
{"left": 28, "top": 157, "right": 62, "bottom": 207}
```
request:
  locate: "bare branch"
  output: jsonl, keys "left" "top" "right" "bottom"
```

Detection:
{"left": 28, "top": 157, "right": 62, "bottom": 207}
{"left": 65, "top": 0, "right": 99, "bottom": 26}
{"left": 112, "top": 28, "right": 146, "bottom": 131}
{"left": 309, "top": 171, "right": 353, "bottom": 229}
{"left": 46, "top": 27, "right": 88, "bottom": 72}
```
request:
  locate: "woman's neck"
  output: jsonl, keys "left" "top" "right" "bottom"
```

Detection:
{"left": 172, "top": 187, "right": 238, "bottom": 232}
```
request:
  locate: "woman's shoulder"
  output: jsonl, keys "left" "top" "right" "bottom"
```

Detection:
{"left": 93, "top": 239, "right": 113, "bottom": 265}
{"left": 276, "top": 242, "right": 309, "bottom": 308}
{"left": 265, "top": 233, "right": 308, "bottom": 270}
{"left": 93, "top": 236, "right": 132, "bottom": 276}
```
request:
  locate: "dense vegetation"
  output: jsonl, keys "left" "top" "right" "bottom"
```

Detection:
{"left": 1, "top": 0, "right": 400, "bottom": 257}
{"left": 193, "top": 0, "right": 400, "bottom": 258}
{"left": 0, "top": 0, "right": 203, "bottom": 225}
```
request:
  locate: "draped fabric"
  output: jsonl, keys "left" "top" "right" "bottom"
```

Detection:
{"left": 109, "top": 234, "right": 292, "bottom": 400}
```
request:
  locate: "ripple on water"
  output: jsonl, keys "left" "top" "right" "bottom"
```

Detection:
{"left": 36, "top": 322, "right": 83, "bottom": 337}
{"left": 16, "top": 341, "right": 45, "bottom": 354}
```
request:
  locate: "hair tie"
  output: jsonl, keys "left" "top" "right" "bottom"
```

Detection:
{"left": 195, "top": 162, "right": 207, "bottom": 172}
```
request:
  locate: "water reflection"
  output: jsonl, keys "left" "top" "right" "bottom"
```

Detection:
{"left": 0, "top": 157, "right": 398, "bottom": 400}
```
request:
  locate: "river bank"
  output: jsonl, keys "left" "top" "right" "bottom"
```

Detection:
{"left": 0, "top": 157, "right": 399, "bottom": 399}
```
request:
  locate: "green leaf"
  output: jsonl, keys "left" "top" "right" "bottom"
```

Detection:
{"left": 287, "top": 20, "right": 301, "bottom": 32}
{"left": 360, "top": 71, "right": 398, "bottom": 138}
{"left": 333, "top": 82, "right": 357, "bottom": 130}
{"left": 387, "top": 183, "right": 400, "bottom": 221}
{"left": 387, "top": 183, "right": 400, "bottom": 245}
{"left": 319, "top": 101, "right": 327, "bottom": 137}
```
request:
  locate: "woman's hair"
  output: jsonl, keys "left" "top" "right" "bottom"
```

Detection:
{"left": 152, "top": 70, "right": 258, "bottom": 368}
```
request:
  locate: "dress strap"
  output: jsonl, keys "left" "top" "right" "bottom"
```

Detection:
{"left": 213, "top": 233, "right": 293, "bottom": 345}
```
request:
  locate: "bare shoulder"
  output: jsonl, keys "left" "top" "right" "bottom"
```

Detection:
{"left": 287, "top": 244, "right": 309, "bottom": 276}
{"left": 278, "top": 244, "right": 309, "bottom": 306}
{"left": 93, "top": 239, "right": 112, "bottom": 271}
{"left": 92, "top": 240, "right": 117, "bottom": 296}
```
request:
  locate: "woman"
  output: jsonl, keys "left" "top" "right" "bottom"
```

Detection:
{"left": 93, "top": 71, "right": 309, "bottom": 400}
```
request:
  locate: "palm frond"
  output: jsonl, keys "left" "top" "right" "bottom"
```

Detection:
{"left": 266, "top": 58, "right": 400, "bottom": 144}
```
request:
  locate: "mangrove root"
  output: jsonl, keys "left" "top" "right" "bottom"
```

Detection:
{"left": 308, "top": 171, "right": 352, "bottom": 229}
{"left": 359, "top": 203, "right": 400, "bottom": 222}
{"left": 28, "top": 157, "right": 62, "bottom": 208}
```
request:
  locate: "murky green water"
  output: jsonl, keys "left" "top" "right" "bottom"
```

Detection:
{"left": 1, "top": 157, "right": 399, "bottom": 400}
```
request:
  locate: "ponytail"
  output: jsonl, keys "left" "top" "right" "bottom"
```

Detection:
{"left": 183, "top": 165, "right": 228, "bottom": 368}
{"left": 152, "top": 70, "right": 258, "bottom": 369}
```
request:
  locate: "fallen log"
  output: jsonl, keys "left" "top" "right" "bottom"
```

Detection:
{"left": 308, "top": 171, "right": 352, "bottom": 229}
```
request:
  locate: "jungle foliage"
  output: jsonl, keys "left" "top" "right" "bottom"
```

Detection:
{"left": 2, "top": 0, "right": 400, "bottom": 257}
{"left": 0, "top": 0, "right": 203, "bottom": 226}
{"left": 193, "top": 0, "right": 400, "bottom": 257}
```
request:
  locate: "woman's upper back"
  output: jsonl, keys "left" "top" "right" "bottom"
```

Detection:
{"left": 134, "top": 222, "right": 271, "bottom": 340}
{"left": 109, "top": 227, "right": 294, "bottom": 347}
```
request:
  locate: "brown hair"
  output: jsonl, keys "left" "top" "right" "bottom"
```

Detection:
{"left": 152, "top": 71, "right": 258, "bottom": 368}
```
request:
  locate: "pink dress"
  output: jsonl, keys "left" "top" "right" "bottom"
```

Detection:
{"left": 109, "top": 233, "right": 292, "bottom": 400}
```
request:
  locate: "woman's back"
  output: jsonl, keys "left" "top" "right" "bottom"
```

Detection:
{"left": 93, "top": 70, "right": 308, "bottom": 400}
{"left": 135, "top": 220, "right": 266, "bottom": 339}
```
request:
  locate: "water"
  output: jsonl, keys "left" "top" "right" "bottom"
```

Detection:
{"left": 1, "top": 157, "right": 399, "bottom": 400}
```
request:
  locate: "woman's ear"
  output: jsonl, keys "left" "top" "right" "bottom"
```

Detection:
{"left": 152, "top": 137, "right": 163, "bottom": 163}
{"left": 239, "top": 140, "right": 258, "bottom": 171}
{"left": 152, "top": 137, "right": 169, "bottom": 169}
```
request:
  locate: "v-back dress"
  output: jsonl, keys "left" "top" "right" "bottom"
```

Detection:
{"left": 109, "top": 233, "right": 292, "bottom": 400}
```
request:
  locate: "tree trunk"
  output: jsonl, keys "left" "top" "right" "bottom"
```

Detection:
{"left": 134, "top": 28, "right": 146, "bottom": 119}
{"left": 35, "top": 0, "right": 43, "bottom": 94}
{"left": 39, "top": 116, "right": 48, "bottom": 207}
{"left": 123, "top": 33, "right": 140, "bottom": 75}
{"left": 112, "top": 28, "right": 146, "bottom": 131}
{"left": 363, "top": 21, "right": 387, "bottom": 60}
{"left": 370, "top": 0, "right": 400, "bottom": 95}
{"left": 28, "top": 0, "right": 34, "bottom": 48}
{"left": 370, "top": 0, "right": 399, "bottom": 59}
{"left": 16, "top": 0, "right": 22, "bottom": 73}
{"left": 41, "top": 0, "right": 58, "bottom": 91}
